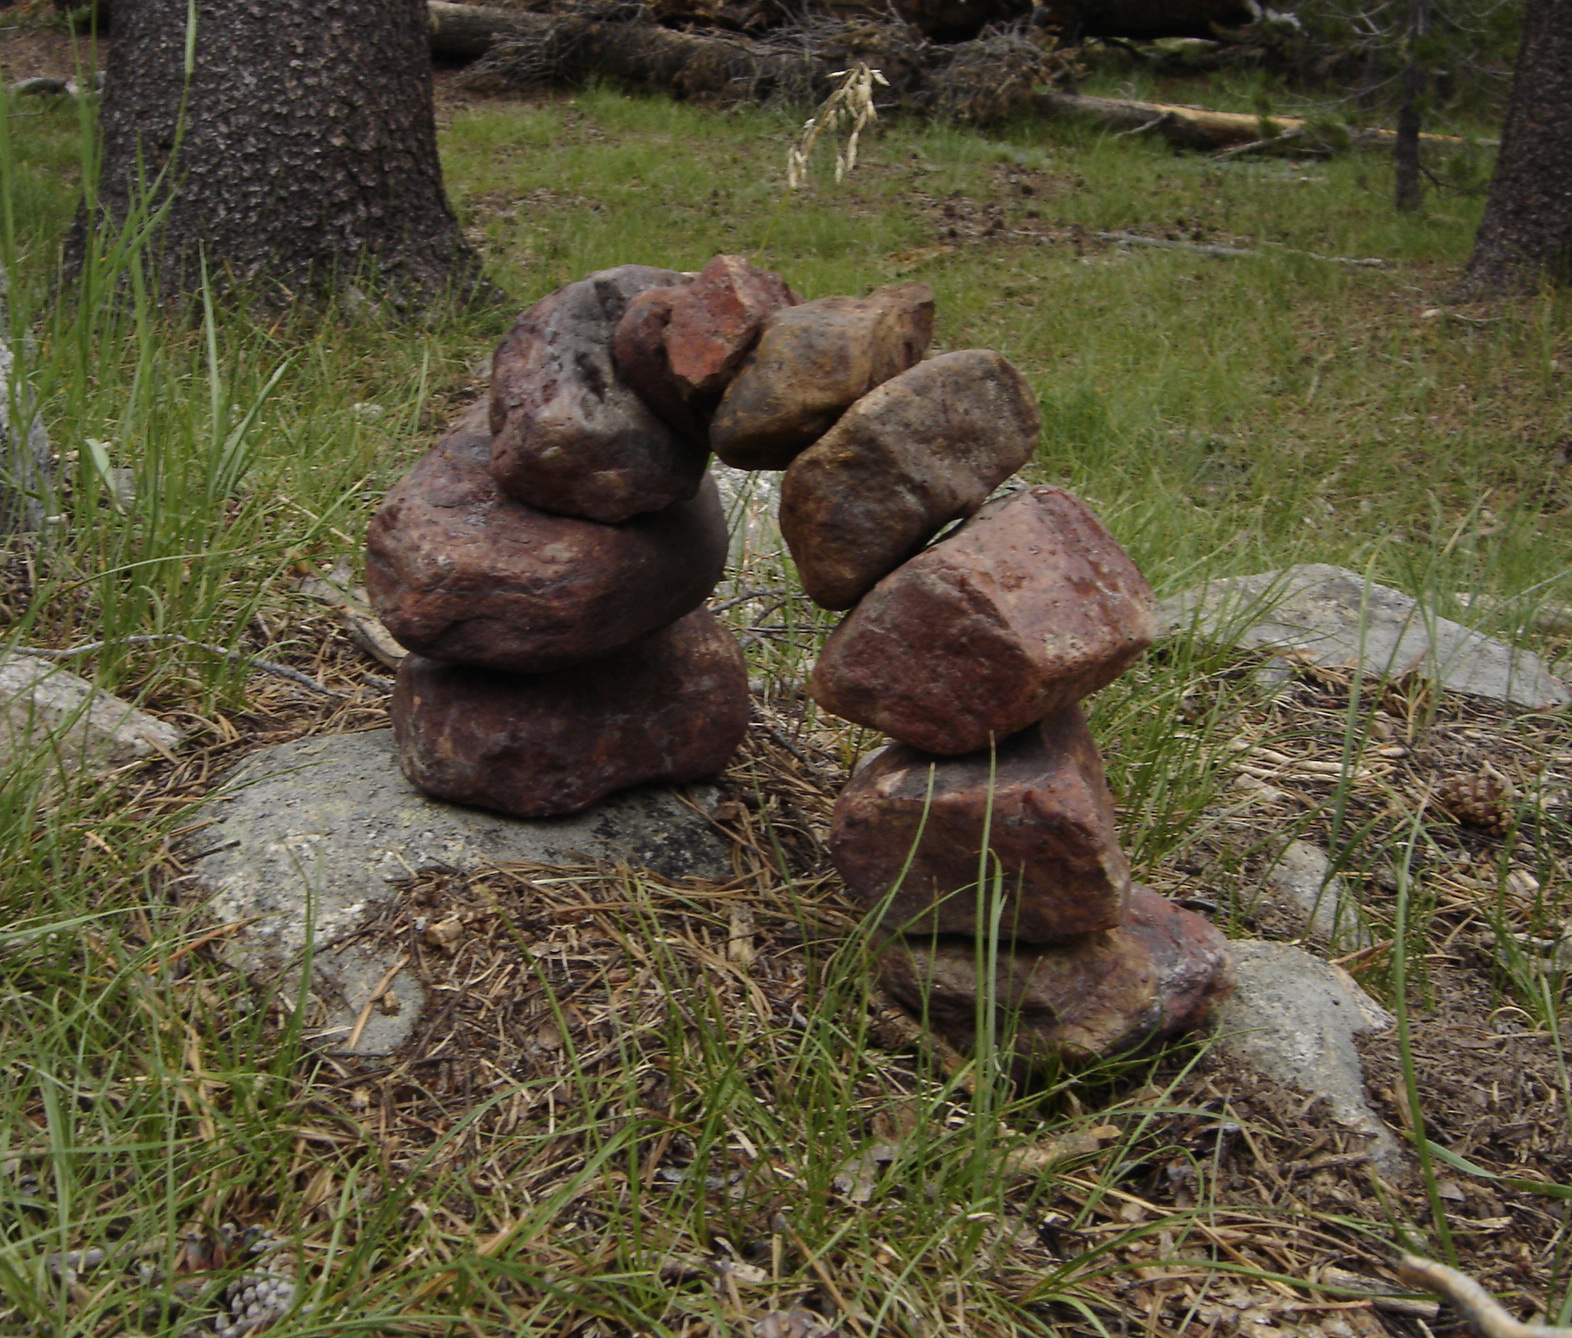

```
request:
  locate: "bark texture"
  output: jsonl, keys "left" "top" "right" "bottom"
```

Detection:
{"left": 85, "top": 0, "right": 490, "bottom": 307}
{"left": 1456, "top": 0, "right": 1572, "bottom": 297}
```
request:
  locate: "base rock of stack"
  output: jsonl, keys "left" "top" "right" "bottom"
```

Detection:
{"left": 780, "top": 349, "right": 1041, "bottom": 610}
{"left": 831, "top": 706, "right": 1130, "bottom": 942}
{"left": 489, "top": 264, "right": 709, "bottom": 523}
{"left": 876, "top": 886, "right": 1233, "bottom": 1070}
{"left": 366, "top": 403, "right": 728, "bottom": 673}
{"left": 710, "top": 282, "right": 937, "bottom": 471}
{"left": 391, "top": 608, "right": 749, "bottom": 818}
{"left": 810, "top": 486, "right": 1157, "bottom": 755}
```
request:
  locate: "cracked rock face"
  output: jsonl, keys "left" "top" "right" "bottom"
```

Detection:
{"left": 876, "top": 886, "right": 1234, "bottom": 1071}
{"left": 390, "top": 607, "right": 750, "bottom": 818}
{"left": 830, "top": 706, "right": 1130, "bottom": 943}
{"left": 709, "top": 282, "right": 936, "bottom": 471}
{"left": 809, "top": 486, "right": 1158, "bottom": 755}
{"left": 366, "top": 402, "right": 728, "bottom": 674}
{"left": 489, "top": 264, "right": 711, "bottom": 523}
{"left": 781, "top": 349, "right": 1041, "bottom": 610}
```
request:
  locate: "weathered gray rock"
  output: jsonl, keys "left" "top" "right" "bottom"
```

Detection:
{"left": 810, "top": 486, "right": 1157, "bottom": 755}
{"left": 830, "top": 707, "right": 1130, "bottom": 942}
{"left": 1257, "top": 838, "right": 1370, "bottom": 950}
{"left": 0, "top": 653, "right": 180, "bottom": 772}
{"left": 780, "top": 350, "right": 1041, "bottom": 610}
{"left": 1208, "top": 940, "right": 1405, "bottom": 1176}
{"left": 710, "top": 282, "right": 936, "bottom": 471}
{"left": 392, "top": 608, "right": 750, "bottom": 818}
{"left": 489, "top": 264, "right": 710, "bottom": 522}
{"left": 188, "top": 729, "right": 733, "bottom": 1055}
{"left": 366, "top": 403, "right": 729, "bottom": 673}
{"left": 1161, "top": 564, "right": 1569, "bottom": 711}
{"left": 877, "top": 885, "right": 1233, "bottom": 1071}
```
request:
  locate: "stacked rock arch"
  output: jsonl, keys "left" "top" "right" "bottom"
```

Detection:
{"left": 367, "top": 254, "right": 1233, "bottom": 1069}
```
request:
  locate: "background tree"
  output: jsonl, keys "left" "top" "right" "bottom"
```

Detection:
{"left": 1455, "top": 0, "right": 1572, "bottom": 296}
{"left": 77, "top": 0, "right": 494, "bottom": 309}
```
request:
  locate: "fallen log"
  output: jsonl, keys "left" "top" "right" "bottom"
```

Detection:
{"left": 1033, "top": 89, "right": 1495, "bottom": 153}
{"left": 430, "top": 2, "right": 539, "bottom": 61}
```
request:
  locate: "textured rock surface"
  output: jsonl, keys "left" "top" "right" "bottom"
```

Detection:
{"left": 1161, "top": 563, "right": 1569, "bottom": 711}
{"left": 189, "top": 729, "right": 733, "bottom": 1055}
{"left": 366, "top": 403, "right": 728, "bottom": 673}
{"left": 710, "top": 282, "right": 936, "bottom": 471}
{"left": 831, "top": 707, "right": 1129, "bottom": 942}
{"left": 0, "top": 653, "right": 180, "bottom": 772}
{"left": 781, "top": 350, "right": 1040, "bottom": 609}
{"left": 1209, "top": 940, "right": 1405, "bottom": 1175}
{"left": 877, "top": 886, "right": 1233, "bottom": 1070}
{"left": 664, "top": 253, "right": 799, "bottom": 396}
{"left": 489, "top": 264, "right": 710, "bottom": 522}
{"left": 392, "top": 608, "right": 749, "bottom": 818}
{"left": 810, "top": 486, "right": 1157, "bottom": 754}
{"left": 1257, "top": 838, "right": 1370, "bottom": 950}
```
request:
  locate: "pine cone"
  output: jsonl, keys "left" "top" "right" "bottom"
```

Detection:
{"left": 1436, "top": 770, "right": 1515, "bottom": 837}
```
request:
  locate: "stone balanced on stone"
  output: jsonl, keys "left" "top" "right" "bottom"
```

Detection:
{"left": 366, "top": 254, "right": 1232, "bottom": 1069}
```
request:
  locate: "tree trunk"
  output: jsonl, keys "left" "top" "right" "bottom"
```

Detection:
{"left": 1455, "top": 0, "right": 1572, "bottom": 297}
{"left": 1393, "top": 0, "right": 1429, "bottom": 212}
{"left": 78, "top": 0, "right": 493, "bottom": 310}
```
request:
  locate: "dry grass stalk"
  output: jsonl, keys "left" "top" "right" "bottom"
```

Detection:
{"left": 786, "top": 61, "right": 887, "bottom": 188}
{"left": 1396, "top": 1255, "right": 1572, "bottom": 1338}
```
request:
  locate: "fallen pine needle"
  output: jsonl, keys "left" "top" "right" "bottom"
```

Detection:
{"left": 1395, "top": 1254, "right": 1572, "bottom": 1338}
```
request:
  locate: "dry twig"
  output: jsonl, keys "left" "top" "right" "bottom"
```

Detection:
{"left": 1396, "top": 1254, "right": 1572, "bottom": 1338}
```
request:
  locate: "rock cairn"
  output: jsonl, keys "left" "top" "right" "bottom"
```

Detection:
{"left": 367, "top": 254, "right": 1232, "bottom": 1068}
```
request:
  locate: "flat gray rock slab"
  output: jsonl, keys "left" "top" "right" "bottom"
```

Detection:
{"left": 187, "top": 728, "right": 732, "bottom": 1056}
{"left": 1161, "top": 563, "right": 1568, "bottom": 710}
{"left": 1210, "top": 940, "right": 1406, "bottom": 1177}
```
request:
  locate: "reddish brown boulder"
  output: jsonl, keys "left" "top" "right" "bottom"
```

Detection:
{"left": 391, "top": 608, "right": 750, "bottom": 818}
{"left": 780, "top": 349, "right": 1040, "bottom": 609}
{"left": 489, "top": 264, "right": 710, "bottom": 523}
{"left": 367, "top": 403, "right": 728, "bottom": 673}
{"left": 876, "top": 886, "right": 1233, "bottom": 1070}
{"left": 830, "top": 707, "right": 1129, "bottom": 943}
{"left": 809, "top": 487, "right": 1157, "bottom": 755}
{"left": 710, "top": 282, "right": 937, "bottom": 471}
{"left": 612, "top": 282, "right": 703, "bottom": 439}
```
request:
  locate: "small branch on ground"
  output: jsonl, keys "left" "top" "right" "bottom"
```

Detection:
{"left": 1395, "top": 1255, "right": 1572, "bottom": 1338}
{"left": 11, "top": 635, "right": 347, "bottom": 698}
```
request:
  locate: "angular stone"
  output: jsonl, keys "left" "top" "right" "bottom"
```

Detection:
{"left": 665, "top": 254, "right": 800, "bottom": 395}
{"left": 391, "top": 608, "right": 749, "bottom": 818}
{"left": 830, "top": 707, "right": 1129, "bottom": 943}
{"left": 489, "top": 264, "right": 710, "bottom": 523}
{"left": 876, "top": 886, "right": 1233, "bottom": 1071}
{"left": 810, "top": 486, "right": 1157, "bottom": 755}
{"left": 612, "top": 282, "right": 704, "bottom": 439}
{"left": 710, "top": 282, "right": 936, "bottom": 471}
{"left": 780, "top": 350, "right": 1040, "bottom": 609}
{"left": 0, "top": 654, "right": 181, "bottom": 773}
{"left": 366, "top": 403, "right": 728, "bottom": 673}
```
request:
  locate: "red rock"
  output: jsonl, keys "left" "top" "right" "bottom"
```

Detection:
{"left": 391, "top": 608, "right": 749, "bottom": 818}
{"left": 709, "top": 282, "right": 936, "bottom": 471}
{"left": 664, "top": 254, "right": 800, "bottom": 395}
{"left": 367, "top": 403, "right": 728, "bottom": 673}
{"left": 489, "top": 264, "right": 710, "bottom": 523}
{"left": 780, "top": 349, "right": 1040, "bottom": 609}
{"left": 876, "top": 886, "right": 1234, "bottom": 1070}
{"left": 612, "top": 281, "right": 704, "bottom": 439}
{"left": 809, "top": 486, "right": 1157, "bottom": 755}
{"left": 830, "top": 707, "right": 1129, "bottom": 943}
